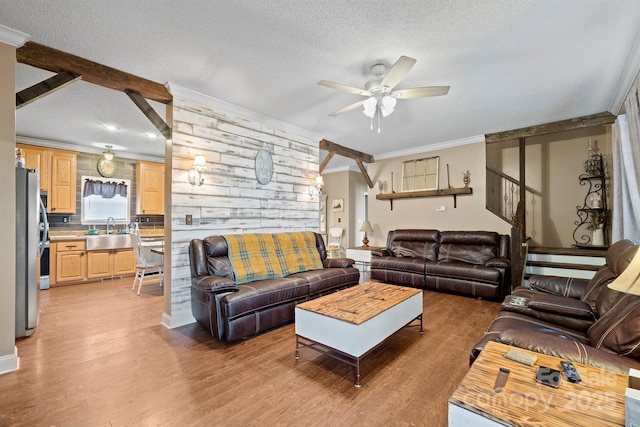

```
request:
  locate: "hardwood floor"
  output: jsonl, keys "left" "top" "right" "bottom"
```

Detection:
{"left": 1, "top": 278, "right": 501, "bottom": 426}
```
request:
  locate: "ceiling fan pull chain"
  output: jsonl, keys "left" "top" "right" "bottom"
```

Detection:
{"left": 377, "top": 105, "right": 381, "bottom": 133}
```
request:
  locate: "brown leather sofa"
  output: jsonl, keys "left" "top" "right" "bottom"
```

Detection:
{"left": 471, "top": 239, "right": 640, "bottom": 373}
{"left": 371, "top": 229, "right": 511, "bottom": 299}
{"left": 189, "top": 232, "right": 359, "bottom": 341}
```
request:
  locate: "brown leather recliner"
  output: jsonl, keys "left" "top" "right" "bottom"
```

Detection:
{"left": 471, "top": 239, "right": 640, "bottom": 373}
{"left": 371, "top": 229, "right": 511, "bottom": 299}
{"left": 189, "top": 232, "right": 360, "bottom": 342}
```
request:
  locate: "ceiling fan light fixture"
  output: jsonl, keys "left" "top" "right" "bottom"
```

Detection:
{"left": 380, "top": 95, "right": 396, "bottom": 117}
{"left": 363, "top": 96, "right": 377, "bottom": 118}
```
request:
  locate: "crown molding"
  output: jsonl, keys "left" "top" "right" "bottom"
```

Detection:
{"left": 0, "top": 24, "right": 30, "bottom": 48}
{"left": 375, "top": 134, "right": 485, "bottom": 161}
{"left": 166, "top": 82, "right": 323, "bottom": 146}
{"left": 609, "top": 29, "right": 640, "bottom": 114}
{"left": 17, "top": 135, "right": 164, "bottom": 163}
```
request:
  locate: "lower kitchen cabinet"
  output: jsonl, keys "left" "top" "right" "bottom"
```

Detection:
{"left": 51, "top": 240, "right": 136, "bottom": 285}
{"left": 87, "top": 249, "right": 135, "bottom": 279}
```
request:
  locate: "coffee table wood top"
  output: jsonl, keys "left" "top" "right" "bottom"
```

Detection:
{"left": 296, "top": 281, "right": 422, "bottom": 325}
{"left": 449, "top": 341, "right": 627, "bottom": 426}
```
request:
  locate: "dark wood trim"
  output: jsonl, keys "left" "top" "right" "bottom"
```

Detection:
{"left": 319, "top": 139, "right": 375, "bottom": 188}
{"left": 485, "top": 112, "right": 616, "bottom": 143}
{"left": 17, "top": 41, "right": 172, "bottom": 104}
{"left": 125, "top": 89, "right": 171, "bottom": 139}
{"left": 16, "top": 71, "right": 82, "bottom": 109}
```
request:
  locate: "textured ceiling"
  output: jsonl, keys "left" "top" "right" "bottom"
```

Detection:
{"left": 3, "top": 1, "right": 640, "bottom": 169}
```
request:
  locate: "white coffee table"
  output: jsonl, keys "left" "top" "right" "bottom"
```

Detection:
{"left": 295, "top": 281, "right": 423, "bottom": 387}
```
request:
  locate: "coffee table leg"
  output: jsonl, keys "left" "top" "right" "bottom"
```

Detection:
{"left": 355, "top": 358, "right": 361, "bottom": 388}
{"left": 419, "top": 314, "right": 423, "bottom": 334}
{"left": 295, "top": 335, "right": 300, "bottom": 360}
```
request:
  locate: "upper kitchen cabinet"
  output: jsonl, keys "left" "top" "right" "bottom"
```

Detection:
{"left": 136, "top": 161, "right": 164, "bottom": 215}
{"left": 16, "top": 144, "right": 51, "bottom": 191}
{"left": 49, "top": 149, "right": 78, "bottom": 213}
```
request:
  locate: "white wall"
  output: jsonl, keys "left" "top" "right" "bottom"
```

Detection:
{"left": 164, "top": 84, "right": 321, "bottom": 327}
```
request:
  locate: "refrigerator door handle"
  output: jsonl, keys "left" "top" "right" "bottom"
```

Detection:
{"left": 39, "top": 198, "right": 49, "bottom": 257}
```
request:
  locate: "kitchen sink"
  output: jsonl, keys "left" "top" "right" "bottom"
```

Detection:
{"left": 86, "top": 234, "right": 134, "bottom": 251}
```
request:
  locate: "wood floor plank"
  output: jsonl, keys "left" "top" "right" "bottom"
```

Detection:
{"left": 0, "top": 278, "right": 501, "bottom": 426}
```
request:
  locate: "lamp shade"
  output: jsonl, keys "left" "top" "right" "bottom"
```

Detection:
{"left": 359, "top": 220, "right": 373, "bottom": 233}
{"left": 363, "top": 97, "right": 377, "bottom": 118}
{"left": 102, "top": 145, "right": 114, "bottom": 161}
{"left": 193, "top": 155, "right": 207, "bottom": 169}
{"left": 315, "top": 176, "right": 324, "bottom": 189}
{"left": 608, "top": 248, "right": 640, "bottom": 295}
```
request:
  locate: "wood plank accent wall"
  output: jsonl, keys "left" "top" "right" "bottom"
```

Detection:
{"left": 168, "top": 88, "right": 321, "bottom": 322}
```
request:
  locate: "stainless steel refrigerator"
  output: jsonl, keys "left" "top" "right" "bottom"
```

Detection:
{"left": 16, "top": 167, "right": 46, "bottom": 338}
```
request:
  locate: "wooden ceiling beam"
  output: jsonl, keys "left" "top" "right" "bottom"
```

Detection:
{"left": 17, "top": 41, "right": 172, "bottom": 104}
{"left": 319, "top": 139, "right": 375, "bottom": 188}
{"left": 485, "top": 112, "right": 616, "bottom": 143}
{"left": 125, "top": 89, "right": 171, "bottom": 139}
{"left": 16, "top": 71, "right": 82, "bottom": 109}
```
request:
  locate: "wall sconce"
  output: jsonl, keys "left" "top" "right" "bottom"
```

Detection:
{"left": 310, "top": 175, "right": 324, "bottom": 195}
{"left": 359, "top": 220, "right": 374, "bottom": 247}
{"left": 188, "top": 154, "right": 206, "bottom": 186}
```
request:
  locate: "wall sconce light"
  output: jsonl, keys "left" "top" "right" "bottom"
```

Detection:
{"left": 310, "top": 175, "right": 324, "bottom": 195}
{"left": 359, "top": 220, "right": 374, "bottom": 247}
{"left": 188, "top": 154, "right": 207, "bottom": 186}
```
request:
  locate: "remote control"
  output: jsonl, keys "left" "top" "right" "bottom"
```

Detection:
{"left": 560, "top": 361, "right": 581, "bottom": 383}
{"left": 504, "top": 348, "right": 538, "bottom": 366}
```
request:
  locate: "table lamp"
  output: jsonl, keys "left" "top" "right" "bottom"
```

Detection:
{"left": 608, "top": 247, "right": 640, "bottom": 295}
{"left": 360, "top": 220, "right": 373, "bottom": 247}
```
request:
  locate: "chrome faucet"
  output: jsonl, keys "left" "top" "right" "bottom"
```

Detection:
{"left": 106, "top": 217, "right": 116, "bottom": 235}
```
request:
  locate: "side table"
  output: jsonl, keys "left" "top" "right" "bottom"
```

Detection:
{"left": 346, "top": 246, "right": 384, "bottom": 273}
{"left": 448, "top": 341, "right": 627, "bottom": 426}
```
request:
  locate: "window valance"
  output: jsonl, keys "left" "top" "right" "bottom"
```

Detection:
{"left": 83, "top": 179, "right": 128, "bottom": 199}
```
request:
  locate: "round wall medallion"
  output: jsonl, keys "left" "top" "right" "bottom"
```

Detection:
{"left": 97, "top": 157, "right": 117, "bottom": 177}
{"left": 255, "top": 149, "right": 273, "bottom": 185}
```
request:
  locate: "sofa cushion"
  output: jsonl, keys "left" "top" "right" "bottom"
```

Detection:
{"left": 371, "top": 256, "right": 426, "bottom": 274}
{"left": 426, "top": 261, "right": 501, "bottom": 284}
{"left": 224, "top": 233, "right": 284, "bottom": 284}
{"left": 588, "top": 294, "right": 640, "bottom": 357}
{"left": 388, "top": 229, "right": 440, "bottom": 260}
{"left": 221, "top": 276, "right": 309, "bottom": 319}
{"left": 438, "top": 231, "right": 500, "bottom": 265}
{"left": 292, "top": 267, "right": 360, "bottom": 295}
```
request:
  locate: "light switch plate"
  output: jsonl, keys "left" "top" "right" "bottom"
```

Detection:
{"left": 186, "top": 214, "right": 193, "bottom": 225}
{"left": 436, "top": 206, "right": 446, "bottom": 212}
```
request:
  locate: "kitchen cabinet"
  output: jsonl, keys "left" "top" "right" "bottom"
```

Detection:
{"left": 136, "top": 161, "right": 164, "bottom": 215}
{"left": 87, "top": 248, "right": 135, "bottom": 279}
{"left": 16, "top": 144, "right": 51, "bottom": 191}
{"left": 50, "top": 150, "right": 77, "bottom": 213}
{"left": 52, "top": 240, "right": 86, "bottom": 284}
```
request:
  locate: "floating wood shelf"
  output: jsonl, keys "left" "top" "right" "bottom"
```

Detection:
{"left": 376, "top": 187, "right": 473, "bottom": 210}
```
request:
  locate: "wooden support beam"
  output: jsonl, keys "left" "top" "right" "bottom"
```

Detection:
{"left": 17, "top": 41, "right": 172, "bottom": 104}
{"left": 125, "top": 89, "right": 171, "bottom": 139}
{"left": 16, "top": 71, "right": 82, "bottom": 109}
{"left": 319, "top": 139, "right": 375, "bottom": 188}
{"left": 485, "top": 112, "right": 616, "bottom": 143}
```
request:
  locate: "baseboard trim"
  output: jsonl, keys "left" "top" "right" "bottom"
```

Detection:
{"left": 161, "top": 309, "right": 195, "bottom": 329}
{"left": 0, "top": 346, "right": 19, "bottom": 375}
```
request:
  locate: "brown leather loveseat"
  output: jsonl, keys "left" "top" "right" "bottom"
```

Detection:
{"left": 189, "top": 232, "right": 359, "bottom": 341}
{"left": 471, "top": 239, "right": 640, "bottom": 373}
{"left": 371, "top": 229, "right": 511, "bottom": 299}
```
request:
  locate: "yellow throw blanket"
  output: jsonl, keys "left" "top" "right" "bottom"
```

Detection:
{"left": 224, "top": 232, "right": 323, "bottom": 284}
{"left": 273, "top": 231, "right": 323, "bottom": 276}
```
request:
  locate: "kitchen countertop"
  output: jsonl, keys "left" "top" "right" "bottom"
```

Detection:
{"left": 49, "top": 229, "right": 164, "bottom": 240}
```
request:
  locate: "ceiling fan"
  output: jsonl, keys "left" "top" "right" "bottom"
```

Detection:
{"left": 318, "top": 56, "right": 450, "bottom": 132}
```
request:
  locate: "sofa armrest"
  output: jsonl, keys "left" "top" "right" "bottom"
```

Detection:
{"left": 507, "top": 293, "right": 596, "bottom": 320}
{"left": 486, "top": 257, "right": 510, "bottom": 268}
{"left": 527, "top": 275, "right": 589, "bottom": 299}
{"left": 498, "top": 329, "right": 640, "bottom": 374}
{"left": 192, "top": 275, "right": 238, "bottom": 293}
{"left": 323, "top": 257, "right": 355, "bottom": 268}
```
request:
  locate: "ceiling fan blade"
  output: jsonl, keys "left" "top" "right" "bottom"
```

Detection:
{"left": 380, "top": 56, "right": 417, "bottom": 91}
{"left": 391, "top": 86, "right": 450, "bottom": 99}
{"left": 328, "top": 99, "right": 366, "bottom": 116}
{"left": 318, "top": 80, "right": 371, "bottom": 97}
